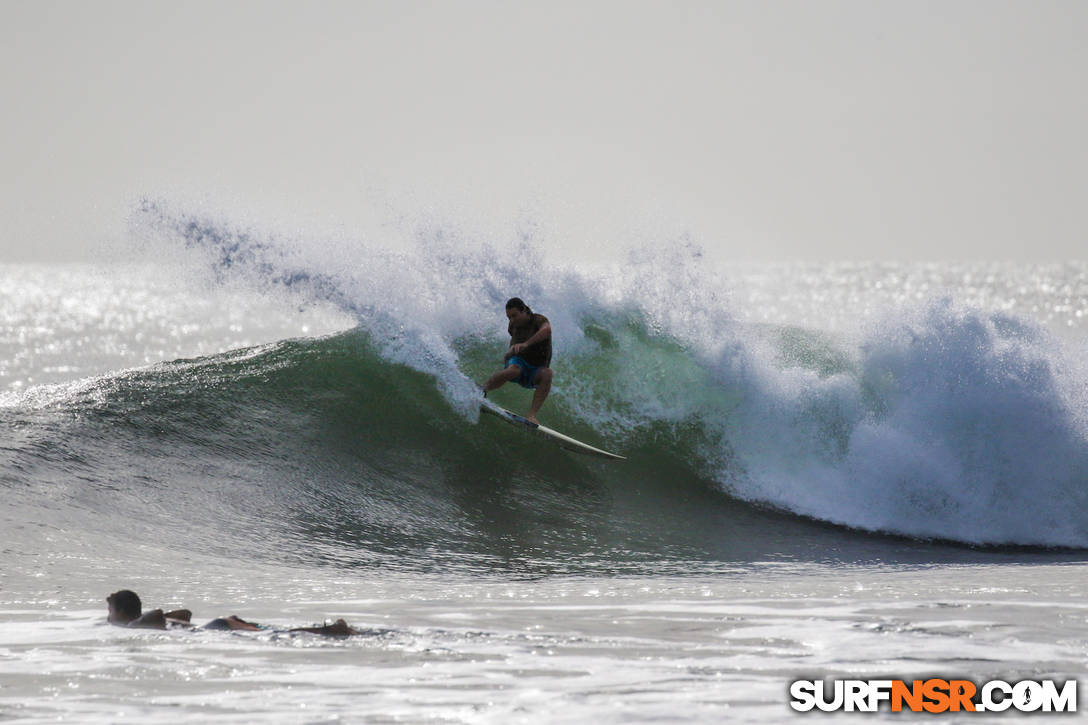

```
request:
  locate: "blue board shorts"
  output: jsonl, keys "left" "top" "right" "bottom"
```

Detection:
{"left": 507, "top": 356, "right": 542, "bottom": 389}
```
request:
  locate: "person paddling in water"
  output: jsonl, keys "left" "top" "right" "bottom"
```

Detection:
{"left": 481, "top": 297, "right": 553, "bottom": 424}
{"left": 106, "top": 589, "right": 362, "bottom": 636}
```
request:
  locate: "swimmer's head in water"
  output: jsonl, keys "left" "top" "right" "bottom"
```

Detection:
{"left": 107, "top": 589, "right": 141, "bottom": 624}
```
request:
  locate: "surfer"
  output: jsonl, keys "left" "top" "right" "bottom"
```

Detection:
{"left": 481, "top": 297, "right": 553, "bottom": 424}
{"left": 106, "top": 589, "right": 361, "bottom": 636}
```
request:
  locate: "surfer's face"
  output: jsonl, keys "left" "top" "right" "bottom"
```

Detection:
{"left": 506, "top": 307, "right": 529, "bottom": 326}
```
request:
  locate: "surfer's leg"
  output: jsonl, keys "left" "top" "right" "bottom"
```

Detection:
{"left": 526, "top": 367, "right": 553, "bottom": 423}
{"left": 483, "top": 364, "right": 521, "bottom": 393}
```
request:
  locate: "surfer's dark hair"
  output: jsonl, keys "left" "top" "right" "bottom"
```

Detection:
{"left": 107, "top": 589, "right": 142, "bottom": 621}
{"left": 505, "top": 297, "right": 530, "bottom": 314}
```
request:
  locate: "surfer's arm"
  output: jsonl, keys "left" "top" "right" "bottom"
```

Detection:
{"left": 510, "top": 323, "right": 551, "bottom": 356}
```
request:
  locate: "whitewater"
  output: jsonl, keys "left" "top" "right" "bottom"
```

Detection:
{"left": 2, "top": 202, "right": 1087, "bottom": 722}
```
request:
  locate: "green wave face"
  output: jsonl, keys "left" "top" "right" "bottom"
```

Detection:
{"left": 0, "top": 328, "right": 814, "bottom": 574}
{"left": 7, "top": 308, "right": 1086, "bottom": 580}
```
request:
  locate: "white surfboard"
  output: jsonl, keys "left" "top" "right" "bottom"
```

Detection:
{"left": 480, "top": 399, "right": 626, "bottom": 461}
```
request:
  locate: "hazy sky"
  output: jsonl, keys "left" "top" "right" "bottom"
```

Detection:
{"left": 2, "top": 0, "right": 1086, "bottom": 262}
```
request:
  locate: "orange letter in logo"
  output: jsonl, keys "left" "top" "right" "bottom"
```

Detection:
{"left": 948, "top": 680, "right": 977, "bottom": 712}
{"left": 922, "top": 679, "right": 951, "bottom": 713}
{"left": 892, "top": 680, "right": 923, "bottom": 712}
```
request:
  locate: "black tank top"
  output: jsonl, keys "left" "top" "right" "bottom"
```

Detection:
{"left": 507, "top": 313, "right": 551, "bottom": 367}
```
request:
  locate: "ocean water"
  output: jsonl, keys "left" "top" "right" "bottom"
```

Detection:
{"left": 2, "top": 204, "right": 1087, "bottom": 722}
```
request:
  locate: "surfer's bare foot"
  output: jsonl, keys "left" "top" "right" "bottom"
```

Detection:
{"left": 526, "top": 414, "right": 539, "bottom": 425}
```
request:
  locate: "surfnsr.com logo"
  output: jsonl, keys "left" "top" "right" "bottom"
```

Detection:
{"left": 789, "top": 678, "right": 1077, "bottom": 713}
